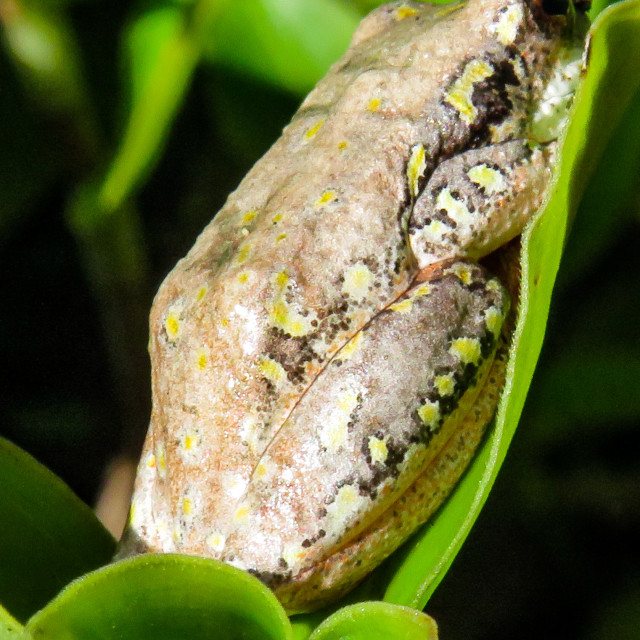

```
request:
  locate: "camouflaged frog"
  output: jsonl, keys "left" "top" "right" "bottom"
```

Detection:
{"left": 118, "top": 0, "right": 588, "bottom": 613}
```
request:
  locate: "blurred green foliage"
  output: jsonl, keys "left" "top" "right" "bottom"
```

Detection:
{"left": 0, "top": 0, "right": 639, "bottom": 638}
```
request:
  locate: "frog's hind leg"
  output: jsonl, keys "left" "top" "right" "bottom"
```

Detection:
{"left": 408, "top": 139, "right": 554, "bottom": 270}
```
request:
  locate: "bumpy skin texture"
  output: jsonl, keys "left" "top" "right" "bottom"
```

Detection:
{"left": 119, "top": 0, "right": 584, "bottom": 613}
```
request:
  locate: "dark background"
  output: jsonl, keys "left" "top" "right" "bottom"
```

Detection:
{"left": 1, "top": 1, "right": 639, "bottom": 637}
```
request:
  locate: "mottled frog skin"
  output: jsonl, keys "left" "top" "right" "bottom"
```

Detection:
{"left": 119, "top": 0, "right": 587, "bottom": 613}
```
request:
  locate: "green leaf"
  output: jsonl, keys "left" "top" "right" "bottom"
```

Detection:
{"left": 309, "top": 602, "right": 438, "bottom": 640}
{"left": 25, "top": 555, "right": 293, "bottom": 640}
{"left": 0, "top": 605, "right": 25, "bottom": 640}
{"left": 202, "top": 0, "right": 361, "bottom": 95}
{"left": 0, "top": 437, "right": 115, "bottom": 623}
{"left": 97, "top": 4, "right": 200, "bottom": 212}
{"left": 382, "top": 0, "right": 640, "bottom": 610}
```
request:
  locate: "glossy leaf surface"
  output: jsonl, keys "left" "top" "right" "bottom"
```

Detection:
{"left": 26, "top": 555, "right": 292, "bottom": 640}
{"left": 0, "top": 437, "right": 115, "bottom": 623}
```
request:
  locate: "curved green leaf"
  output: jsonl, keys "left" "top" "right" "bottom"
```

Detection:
{"left": 0, "top": 437, "right": 115, "bottom": 623}
{"left": 309, "top": 602, "right": 438, "bottom": 640}
{"left": 0, "top": 605, "right": 25, "bottom": 640}
{"left": 382, "top": 0, "right": 640, "bottom": 609}
{"left": 26, "top": 555, "right": 293, "bottom": 640}
{"left": 202, "top": 0, "right": 361, "bottom": 95}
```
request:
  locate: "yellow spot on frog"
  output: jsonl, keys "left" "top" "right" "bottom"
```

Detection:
{"left": 450, "top": 337, "right": 482, "bottom": 365}
{"left": 447, "top": 262, "right": 474, "bottom": 285}
{"left": 435, "top": 374, "right": 456, "bottom": 396}
{"left": 338, "top": 141, "right": 348, "bottom": 150}
{"left": 197, "top": 286, "right": 207, "bottom": 301}
{"left": 241, "top": 210, "right": 258, "bottom": 226}
{"left": 258, "top": 356, "right": 287, "bottom": 388}
{"left": 256, "top": 462, "right": 268, "bottom": 478}
{"left": 336, "top": 331, "right": 363, "bottom": 362}
{"left": 342, "top": 263, "right": 373, "bottom": 300}
{"left": 368, "top": 436, "right": 388, "bottom": 465}
{"left": 237, "top": 271, "right": 249, "bottom": 284}
{"left": 233, "top": 504, "right": 250, "bottom": 524}
{"left": 267, "top": 269, "right": 316, "bottom": 337}
{"left": 493, "top": 4, "right": 523, "bottom": 46}
{"left": 468, "top": 163, "right": 507, "bottom": 194}
{"left": 276, "top": 233, "right": 287, "bottom": 242}
{"left": 315, "top": 191, "right": 336, "bottom": 207}
{"left": 129, "top": 502, "right": 137, "bottom": 525}
{"left": 184, "top": 433, "right": 196, "bottom": 451}
{"left": 165, "top": 314, "right": 180, "bottom": 341}
{"left": 206, "top": 531, "right": 226, "bottom": 553}
{"left": 418, "top": 400, "right": 441, "bottom": 431}
{"left": 390, "top": 298, "right": 414, "bottom": 314}
{"left": 220, "top": 316, "right": 230, "bottom": 328}
{"left": 407, "top": 144, "right": 426, "bottom": 198}
{"left": 236, "top": 244, "right": 250, "bottom": 264}
{"left": 197, "top": 351, "right": 207, "bottom": 370}
{"left": 182, "top": 497, "right": 192, "bottom": 516}
{"left": 275, "top": 269, "right": 290, "bottom": 288}
{"left": 272, "top": 213, "right": 283, "bottom": 224}
{"left": 394, "top": 6, "right": 418, "bottom": 20}
{"left": 367, "top": 98, "right": 381, "bottom": 112}
{"left": 146, "top": 454, "right": 156, "bottom": 468}
{"left": 413, "top": 283, "right": 431, "bottom": 298}
{"left": 444, "top": 59, "right": 493, "bottom": 124}
{"left": 484, "top": 306, "right": 504, "bottom": 337}
{"left": 305, "top": 119, "right": 324, "bottom": 139}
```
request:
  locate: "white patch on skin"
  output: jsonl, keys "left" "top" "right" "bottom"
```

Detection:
{"left": 335, "top": 331, "right": 364, "bottom": 362}
{"left": 532, "top": 47, "right": 584, "bottom": 142}
{"left": 491, "top": 4, "right": 524, "bottom": 46}
{"left": 155, "top": 442, "right": 167, "bottom": 480}
{"left": 223, "top": 474, "right": 249, "bottom": 500}
{"left": 342, "top": 263, "right": 374, "bottom": 300}
{"left": 326, "top": 485, "right": 368, "bottom": 525}
{"left": 436, "top": 188, "right": 473, "bottom": 226}
{"left": 206, "top": 531, "right": 226, "bottom": 553}
{"left": 320, "top": 390, "right": 359, "bottom": 452}
{"left": 282, "top": 543, "right": 306, "bottom": 569}
{"left": 467, "top": 164, "right": 507, "bottom": 194}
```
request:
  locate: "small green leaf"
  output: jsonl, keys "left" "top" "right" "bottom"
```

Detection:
{"left": 0, "top": 605, "right": 25, "bottom": 640}
{"left": 309, "top": 602, "right": 438, "bottom": 640}
{"left": 0, "top": 437, "right": 115, "bottom": 623}
{"left": 202, "top": 0, "right": 361, "bottom": 95}
{"left": 26, "top": 555, "right": 293, "bottom": 640}
{"left": 382, "top": 0, "right": 640, "bottom": 609}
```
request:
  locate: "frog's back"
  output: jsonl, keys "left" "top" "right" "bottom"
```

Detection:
{"left": 120, "top": 0, "right": 579, "bottom": 611}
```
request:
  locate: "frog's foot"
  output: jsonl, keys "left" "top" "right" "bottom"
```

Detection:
{"left": 407, "top": 138, "right": 554, "bottom": 269}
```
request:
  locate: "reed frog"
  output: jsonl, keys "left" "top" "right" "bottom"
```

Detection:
{"left": 118, "top": 0, "right": 588, "bottom": 613}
